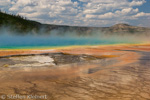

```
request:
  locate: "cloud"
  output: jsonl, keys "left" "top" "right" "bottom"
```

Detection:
{"left": 0, "top": 0, "right": 150, "bottom": 27}
{"left": 0, "top": 0, "right": 11, "bottom": 6}
{"left": 130, "top": 0, "right": 146, "bottom": 6}
{"left": 86, "top": 8, "right": 139, "bottom": 19}
{"left": 133, "top": 12, "right": 150, "bottom": 18}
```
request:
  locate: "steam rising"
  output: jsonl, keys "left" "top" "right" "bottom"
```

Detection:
{"left": 0, "top": 26, "right": 150, "bottom": 49}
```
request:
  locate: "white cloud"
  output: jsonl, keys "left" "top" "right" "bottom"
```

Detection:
{"left": 0, "top": 0, "right": 149, "bottom": 27}
{"left": 133, "top": 12, "right": 150, "bottom": 18}
{"left": 130, "top": 0, "right": 146, "bottom": 6}
{"left": 86, "top": 8, "right": 139, "bottom": 20}
{"left": 0, "top": 0, "right": 11, "bottom": 6}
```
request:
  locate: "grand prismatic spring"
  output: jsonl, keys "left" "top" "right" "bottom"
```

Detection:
{"left": 0, "top": 1, "right": 150, "bottom": 99}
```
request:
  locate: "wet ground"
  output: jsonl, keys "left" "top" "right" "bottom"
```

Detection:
{"left": 0, "top": 45, "right": 150, "bottom": 100}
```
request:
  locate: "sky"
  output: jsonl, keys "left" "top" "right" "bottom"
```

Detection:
{"left": 0, "top": 0, "right": 150, "bottom": 27}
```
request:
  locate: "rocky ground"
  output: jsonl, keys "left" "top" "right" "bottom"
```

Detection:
{"left": 0, "top": 45, "right": 150, "bottom": 100}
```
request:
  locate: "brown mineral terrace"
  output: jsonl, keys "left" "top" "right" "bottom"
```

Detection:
{"left": 0, "top": 44, "right": 150, "bottom": 100}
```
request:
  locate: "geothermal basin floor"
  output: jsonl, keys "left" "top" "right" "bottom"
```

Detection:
{"left": 0, "top": 44, "right": 150, "bottom": 100}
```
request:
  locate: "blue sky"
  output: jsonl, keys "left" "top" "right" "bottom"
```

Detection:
{"left": 0, "top": 0, "right": 150, "bottom": 27}
{"left": 136, "top": 0, "right": 150, "bottom": 13}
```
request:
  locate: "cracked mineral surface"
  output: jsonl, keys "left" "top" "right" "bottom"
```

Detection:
{"left": 0, "top": 45, "right": 150, "bottom": 100}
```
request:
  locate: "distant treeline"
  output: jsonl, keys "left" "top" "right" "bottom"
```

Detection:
{"left": 0, "top": 10, "right": 97, "bottom": 35}
{"left": 0, "top": 10, "right": 41, "bottom": 34}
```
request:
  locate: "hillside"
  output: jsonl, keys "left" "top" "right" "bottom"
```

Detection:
{"left": 0, "top": 11, "right": 42, "bottom": 34}
{"left": 108, "top": 23, "right": 150, "bottom": 34}
{"left": 0, "top": 11, "right": 150, "bottom": 35}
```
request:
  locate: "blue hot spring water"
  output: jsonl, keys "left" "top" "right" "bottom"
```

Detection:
{"left": 0, "top": 34, "right": 136, "bottom": 49}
